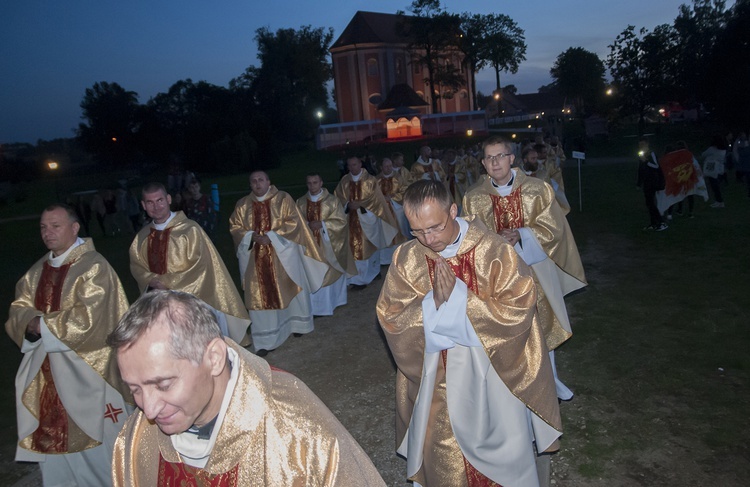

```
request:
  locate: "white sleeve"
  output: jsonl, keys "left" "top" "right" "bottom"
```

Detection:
{"left": 421, "top": 279, "right": 482, "bottom": 353}
{"left": 39, "top": 317, "right": 72, "bottom": 353}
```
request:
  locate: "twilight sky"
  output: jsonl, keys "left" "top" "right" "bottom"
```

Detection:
{"left": 1, "top": 0, "right": 694, "bottom": 144}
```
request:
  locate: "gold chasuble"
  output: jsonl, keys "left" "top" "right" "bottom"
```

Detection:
{"left": 6, "top": 239, "right": 132, "bottom": 454}
{"left": 376, "top": 219, "right": 561, "bottom": 487}
{"left": 334, "top": 170, "right": 401, "bottom": 261}
{"left": 112, "top": 340, "right": 386, "bottom": 487}
{"left": 377, "top": 173, "right": 406, "bottom": 204}
{"left": 296, "top": 189, "right": 356, "bottom": 287}
{"left": 410, "top": 158, "right": 446, "bottom": 183}
{"left": 462, "top": 173, "right": 586, "bottom": 350}
{"left": 229, "top": 186, "right": 326, "bottom": 310}
{"left": 130, "top": 211, "right": 249, "bottom": 323}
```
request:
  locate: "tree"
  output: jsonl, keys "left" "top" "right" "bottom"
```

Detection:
{"left": 478, "top": 13, "right": 526, "bottom": 93}
{"left": 607, "top": 25, "right": 679, "bottom": 135}
{"left": 251, "top": 25, "right": 334, "bottom": 142}
{"left": 550, "top": 47, "right": 606, "bottom": 116}
{"left": 673, "top": 0, "right": 729, "bottom": 105}
{"left": 703, "top": 0, "right": 750, "bottom": 127}
{"left": 398, "top": 0, "right": 463, "bottom": 114}
{"left": 77, "top": 82, "right": 140, "bottom": 166}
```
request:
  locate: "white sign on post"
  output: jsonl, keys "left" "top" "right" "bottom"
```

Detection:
{"left": 572, "top": 152, "right": 585, "bottom": 211}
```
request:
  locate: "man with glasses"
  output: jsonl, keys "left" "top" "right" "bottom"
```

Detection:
{"left": 377, "top": 180, "right": 561, "bottom": 487}
{"left": 462, "top": 136, "right": 587, "bottom": 402}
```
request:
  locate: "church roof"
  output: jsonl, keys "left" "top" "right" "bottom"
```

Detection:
{"left": 377, "top": 84, "right": 429, "bottom": 111}
{"left": 331, "top": 11, "right": 410, "bottom": 49}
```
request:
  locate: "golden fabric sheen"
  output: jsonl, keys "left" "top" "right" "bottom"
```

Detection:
{"left": 395, "top": 166, "right": 415, "bottom": 189}
{"left": 376, "top": 218, "right": 562, "bottom": 485}
{"left": 6, "top": 239, "right": 132, "bottom": 453}
{"left": 296, "top": 189, "right": 357, "bottom": 287}
{"left": 410, "top": 159, "right": 446, "bottom": 183}
{"left": 130, "top": 211, "right": 249, "bottom": 322}
{"left": 377, "top": 173, "right": 407, "bottom": 204}
{"left": 463, "top": 174, "right": 586, "bottom": 349}
{"left": 112, "top": 340, "right": 386, "bottom": 487}
{"left": 229, "top": 186, "right": 327, "bottom": 310}
{"left": 334, "top": 171, "right": 401, "bottom": 260}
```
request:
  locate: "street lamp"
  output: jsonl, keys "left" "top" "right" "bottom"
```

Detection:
{"left": 493, "top": 91, "right": 501, "bottom": 119}
{"left": 316, "top": 110, "right": 324, "bottom": 126}
{"left": 47, "top": 160, "right": 61, "bottom": 201}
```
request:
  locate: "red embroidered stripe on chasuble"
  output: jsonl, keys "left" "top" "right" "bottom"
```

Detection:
{"left": 490, "top": 189, "right": 524, "bottom": 232}
{"left": 252, "top": 200, "right": 281, "bottom": 310}
{"left": 147, "top": 227, "right": 173, "bottom": 275}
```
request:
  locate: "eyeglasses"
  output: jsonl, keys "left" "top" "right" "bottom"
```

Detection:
{"left": 410, "top": 215, "right": 451, "bottom": 237}
{"left": 484, "top": 153, "right": 512, "bottom": 164}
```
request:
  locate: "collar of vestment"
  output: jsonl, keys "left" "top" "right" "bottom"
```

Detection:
{"left": 47, "top": 237, "right": 95, "bottom": 268}
{"left": 308, "top": 189, "right": 325, "bottom": 202}
{"left": 152, "top": 212, "right": 176, "bottom": 230}
{"left": 411, "top": 215, "right": 488, "bottom": 263}
{"left": 251, "top": 185, "right": 279, "bottom": 203}
{"left": 48, "top": 237, "right": 85, "bottom": 266}
{"left": 439, "top": 217, "right": 469, "bottom": 259}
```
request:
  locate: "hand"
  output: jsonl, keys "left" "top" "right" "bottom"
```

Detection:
{"left": 433, "top": 257, "right": 456, "bottom": 309}
{"left": 348, "top": 200, "right": 361, "bottom": 211}
{"left": 500, "top": 229, "right": 521, "bottom": 246}
{"left": 149, "top": 278, "right": 168, "bottom": 290}
{"left": 309, "top": 221, "right": 323, "bottom": 231}
{"left": 26, "top": 316, "right": 41, "bottom": 336}
{"left": 253, "top": 233, "right": 271, "bottom": 245}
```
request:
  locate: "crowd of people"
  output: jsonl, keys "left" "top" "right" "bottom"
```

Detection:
{"left": 637, "top": 130, "right": 749, "bottom": 231}
{"left": 5, "top": 134, "right": 587, "bottom": 486}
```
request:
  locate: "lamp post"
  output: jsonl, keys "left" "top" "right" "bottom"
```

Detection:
{"left": 493, "top": 91, "right": 501, "bottom": 119}
{"left": 316, "top": 110, "right": 323, "bottom": 126}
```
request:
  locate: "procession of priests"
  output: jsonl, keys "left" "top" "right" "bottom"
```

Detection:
{"left": 5, "top": 134, "right": 585, "bottom": 486}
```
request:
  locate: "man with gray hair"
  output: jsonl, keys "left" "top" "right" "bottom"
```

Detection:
{"left": 109, "top": 290, "right": 386, "bottom": 486}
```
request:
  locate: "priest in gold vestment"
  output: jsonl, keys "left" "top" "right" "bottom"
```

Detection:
{"left": 296, "top": 173, "right": 356, "bottom": 316}
{"left": 230, "top": 171, "right": 329, "bottom": 355}
{"left": 130, "top": 182, "right": 250, "bottom": 345}
{"left": 334, "top": 156, "right": 400, "bottom": 288}
{"left": 377, "top": 181, "right": 562, "bottom": 487}
{"left": 411, "top": 145, "right": 446, "bottom": 183}
{"left": 463, "top": 136, "right": 587, "bottom": 400}
{"left": 6, "top": 204, "right": 132, "bottom": 486}
{"left": 109, "top": 290, "right": 386, "bottom": 487}
{"left": 377, "top": 157, "right": 409, "bottom": 264}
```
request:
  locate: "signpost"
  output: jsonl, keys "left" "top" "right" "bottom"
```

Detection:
{"left": 572, "top": 151, "right": 585, "bottom": 211}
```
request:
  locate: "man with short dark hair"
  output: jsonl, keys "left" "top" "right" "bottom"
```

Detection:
{"left": 296, "top": 173, "right": 356, "bottom": 316}
{"left": 130, "top": 182, "right": 251, "bottom": 345}
{"left": 463, "top": 136, "right": 587, "bottom": 401}
{"left": 6, "top": 203, "right": 132, "bottom": 486}
{"left": 334, "top": 156, "right": 400, "bottom": 289}
{"left": 230, "top": 171, "right": 329, "bottom": 355}
{"left": 109, "top": 290, "right": 386, "bottom": 486}
{"left": 377, "top": 180, "right": 562, "bottom": 487}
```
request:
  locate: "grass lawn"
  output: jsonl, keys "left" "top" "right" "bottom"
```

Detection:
{"left": 1, "top": 125, "right": 748, "bottom": 484}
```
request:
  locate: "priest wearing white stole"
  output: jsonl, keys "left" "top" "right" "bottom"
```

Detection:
{"left": 229, "top": 171, "right": 329, "bottom": 356}
{"left": 334, "top": 156, "right": 400, "bottom": 289}
{"left": 6, "top": 204, "right": 133, "bottom": 487}
{"left": 463, "top": 136, "right": 587, "bottom": 401}
{"left": 377, "top": 181, "right": 562, "bottom": 487}
{"left": 296, "top": 173, "right": 357, "bottom": 316}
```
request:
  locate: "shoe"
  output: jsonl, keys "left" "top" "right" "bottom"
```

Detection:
{"left": 373, "top": 273, "right": 383, "bottom": 281}
{"left": 256, "top": 349, "right": 270, "bottom": 357}
{"left": 643, "top": 225, "right": 655, "bottom": 231}
{"left": 349, "top": 284, "right": 367, "bottom": 291}
{"left": 710, "top": 202, "right": 725, "bottom": 208}
{"left": 293, "top": 333, "right": 303, "bottom": 338}
{"left": 655, "top": 223, "right": 668, "bottom": 231}
{"left": 688, "top": 214, "right": 694, "bottom": 219}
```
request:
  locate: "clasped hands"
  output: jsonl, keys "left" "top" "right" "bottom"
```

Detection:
{"left": 499, "top": 228, "right": 521, "bottom": 246}
{"left": 252, "top": 233, "right": 272, "bottom": 245}
{"left": 433, "top": 257, "right": 456, "bottom": 309}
